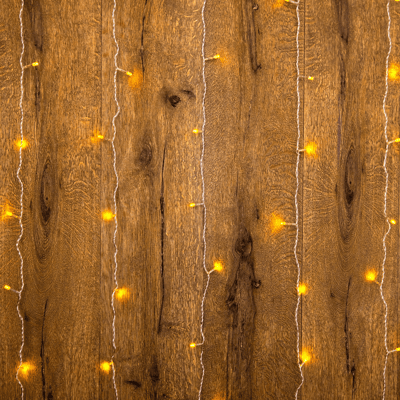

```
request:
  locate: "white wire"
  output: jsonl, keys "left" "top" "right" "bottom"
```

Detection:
{"left": 197, "top": 0, "right": 209, "bottom": 397}
{"left": 111, "top": 0, "right": 120, "bottom": 398}
{"left": 381, "top": 1, "right": 392, "bottom": 399}
{"left": 16, "top": 1, "right": 25, "bottom": 398}
{"left": 294, "top": 1, "right": 304, "bottom": 399}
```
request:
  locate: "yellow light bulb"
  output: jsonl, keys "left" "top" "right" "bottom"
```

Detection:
{"left": 308, "top": 76, "right": 314, "bottom": 81}
{"left": 115, "top": 287, "right": 130, "bottom": 302}
{"left": 190, "top": 343, "right": 196, "bottom": 348}
{"left": 2, "top": 204, "right": 13, "bottom": 220}
{"left": 19, "top": 362, "right": 34, "bottom": 376}
{"left": 14, "top": 139, "right": 28, "bottom": 150}
{"left": 97, "top": 135, "right": 104, "bottom": 139}
{"left": 390, "top": 219, "right": 396, "bottom": 225}
{"left": 388, "top": 64, "right": 400, "bottom": 80}
{"left": 214, "top": 54, "right": 220, "bottom": 59}
{"left": 395, "top": 138, "right": 400, "bottom": 143}
{"left": 270, "top": 213, "right": 285, "bottom": 233}
{"left": 126, "top": 71, "right": 133, "bottom": 76}
{"left": 300, "top": 350, "right": 310, "bottom": 364}
{"left": 213, "top": 261, "right": 223, "bottom": 272}
{"left": 189, "top": 203, "right": 196, "bottom": 208}
{"left": 396, "top": 347, "right": 400, "bottom": 351}
{"left": 305, "top": 142, "right": 317, "bottom": 157}
{"left": 193, "top": 129, "right": 199, "bottom": 134}
{"left": 102, "top": 210, "right": 115, "bottom": 221}
{"left": 297, "top": 284, "right": 307, "bottom": 295}
{"left": 32, "top": 62, "right": 39, "bottom": 67}
{"left": 100, "top": 361, "right": 112, "bottom": 373}
{"left": 365, "top": 269, "right": 377, "bottom": 282}
{"left": 3, "top": 285, "right": 11, "bottom": 291}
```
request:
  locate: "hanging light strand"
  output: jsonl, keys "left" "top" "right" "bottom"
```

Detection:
{"left": 294, "top": 1, "right": 304, "bottom": 399}
{"left": 110, "top": 0, "right": 120, "bottom": 398}
{"left": 196, "top": 0, "right": 210, "bottom": 397}
{"left": 16, "top": 0, "right": 26, "bottom": 397}
{"left": 381, "top": 1, "right": 392, "bottom": 399}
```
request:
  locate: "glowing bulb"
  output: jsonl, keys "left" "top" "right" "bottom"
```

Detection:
{"left": 102, "top": 210, "right": 115, "bottom": 221}
{"left": 297, "top": 284, "right": 307, "bottom": 295}
{"left": 300, "top": 350, "right": 310, "bottom": 364}
{"left": 213, "top": 261, "right": 223, "bottom": 272}
{"left": 190, "top": 343, "right": 196, "bottom": 348}
{"left": 270, "top": 214, "right": 285, "bottom": 233}
{"left": 214, "top": 54, "right": 220, "bottom": 59}
{"left": 14, "top": 139, "right": 28, "bottom": 150}
{"left": 126, "top": 71, "right": 133, "bottom": 76}
{"left": 3, "top": 285, "right": 11, "bottom": 291}
{"left": 193, "top": 129, "right": 199, "bottom": 134}
{"left": 304, "top": 142, "right": 317, "bottom": 157}
{"left": 365, "top": 269, "right": 377, "bottom": 282}
{"left": 390, "top": 219, "right": 396, "bottom": 225}
{"left": 189, "top": 203, "right": 196, "bottom": 208}
{"left": 115, "top": 287, "right": 130, "bottom": 302}
{"left": 32, "top": 62, "right": 39, "bottom": 67}
{"left": 396, "top": 347, "right": 400, "bottom": 351}
{"left": 388, "top": 64, "right": 400, "bottom": 80}
{"left": 97, "top": 135, "right": 104, "bottom": 139}
{"left": 308, "top": 76, "right": 314, "bottom": 81}
{"left": 19, "top": 362, "right": 34, "bottom": 376}
{"left": 395, "top": 138, "right": 400, "bottom": 143}
{"left": 2, "top": 204, "right": 13, "bottom": 220}
{"left": 100, "top": 361, "right": 113, "bottom": 373}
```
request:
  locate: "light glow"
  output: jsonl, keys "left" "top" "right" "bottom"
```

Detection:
{"left": 388, "top": 64, "right": 400, "bottom": 80}
{"left": 32, "top": 62, "right": 39, "bottom": 67}
{"left": 115, "top": 287, "right": 130, "bottom": 302}
{"left": 19, "top": 362, "right": 34, "bottom": 376}
{"left": 300, "top": 350, "right": 310, "bottom": 364}
{"left": 102, "top": 210, "right": 115, "bottom": 221}
{"left": 297, "top": 284, "right": 307, "bottom": 295}
{"left": 390, "top": 219, "right": 396, "bottom": 225}
{"left": 270, "top": 213, "right": 285, "bottom": 233}
{"left": 14, "top": 139, "right": 28, "bottom": 150}
{"left": 3, "top": 285, "right": 11, "bottom": 291}
{"left": 365, "top": 269, "right": 377, "bottom": 282}
{"left": 213, "top": 261, "right": 223, "bottom": 272}
{"left": 190, "top": 343, "right": 196, "bottom": 348}
{"left": 189, "top": 203, "right": 196, "bottom": 208}
{"left": 100, "top": 361, "right": 113, "bottom": 374}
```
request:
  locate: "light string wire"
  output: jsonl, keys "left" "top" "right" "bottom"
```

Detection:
{"left": 16, "top": 0, "right": 26, "bottom": 397}
{"left": 111, "top": 0, "right": 120, "bottom": 398}
{"left": 381, "top": 1, "right": 392, "bottom": 399}
{"left": 197, "top": 0, "right": 210, "bottom": 397}
{"left": 293, "top": 1, "right": 304, "bottom": 399}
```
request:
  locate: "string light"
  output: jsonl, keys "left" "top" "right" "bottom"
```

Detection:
{"left": 16, "top": 0, "right": 27, "bottom": 397}
{"left": 3, "top": 284, "right": 19, "bottom": 294}
{"left": 299, "top": 350, "right": 310, "bottom": 366}
{"left": 297, "top": 284, "right": 307, "bottom": 295}
{"left": 116, "top": 67, "right": 132, "bottom": 77}
{"left": 389, "top": 219, "right": 396, "bottom": 225}
{"left": 387, "top": 63, "right": 400, "bottom": 80}
{"left": 14, "top": 139, "right": 28, "bottom": 150}
{"left": 387, "top": 137, "right": 400, "bottom": 144}
{"left": 189, "top": 202, "right": 204, "bottom": 208}
{"left": 365, "top": 269, "right": 378, "bottom": 283}
{"left": 381, "top": 1, "right": 393, "bottom": 399}
{"left": 114, "top": 287, "right": 130, "bottom": 302}
{"left": 110, "top": 0, "right": 122, "bottom": 397}
{"left": 298, "top": 142, "right": 317, "bottom": 157}
{"left": 102, "top": 210, "right": 115, "bottom": 221}
{"left": 204, "top": 54, "right": 220, "bottom": 61}
{"left": 18, "top": 362, "right": 34, "bottom": 377}
{"left": 23, "top": 61, "right": 38, "bottom": 69}
{"left": 193, "top": 129, "right": 201, "bottom": 134}
{"left": 299, "top": 75, "right": 314, "bottom": 81}
{"left": 293, "top": 0, "right": 303, "bottom": 398}
{"left": 100, "top": 361, "right": 113, "bottom": 374}
{"left": 211, "top": 260, "right": 223, "bottom": 273}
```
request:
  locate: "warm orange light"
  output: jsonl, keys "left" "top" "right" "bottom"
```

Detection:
{"left": 365, "top": 269, "right": 377, "bottom": 282}
{"left": 115, "top": 287, "right": 130, "bottom": 302}
{"left": 126, "top": 71, "right": 133, "bottom": 76}
{"left": 102, "top": 210, "right": 115, "bottom": 221}
{"left": 189, "top": 203, "right": 196, "bottom": 208}
{"left": 19, "top": 362, "right": 34, "bottom": 376}
{"left": 193, "top": 129, "right": 200, "bottom": 134}
{"left": 214, "top": 54, "right": 220, "bottom": 59}
{"left": 308, "top": 76, "right": 314, "bottom": 81}
{"left": 128, "top": 68, "right": 143, "bottom": 90}
{"left": 270, "top": 213, "right": 285, "bottom": 233}
{"left": 213, "top": 261, "right": 223, "bottom": 272}
{"left": 91, "top": 132, "right": 104, "bottom": 143}
{"left": 3, "top": 285, "right": 11, "bottom": 291}
{"left": 32, "top": 62, "right": 39, "bottom": 67}
{"left": 100, "top": 361, "right": 113, "bottom": 373}
{"left": 304, "top": 142, "right": 317, "bottom": 157}
{"left": 390, "top": 219, "right": 396, "bottom": 225}
{"left": 394, "top": 138, "right": 400, "bottom": 143}
{"left": 297, "top": 284, "right": 307, "bottom": 295}
{"left": 388, "top": 64, "right": 400, "bottom": 80}
{"left": 2, "top": 204, "right": 14, "bottom": 220}
{"left": 300, "top": 350, "right": 310, "bottom": 364}
{"left": 14, "top": 139, "right": 28, "bottom": 150}
{"left": 190, "top": 343, "right": 196, "bottom": 348}
{"left": 396, "top": 347, "right": 400, "bottom": 351}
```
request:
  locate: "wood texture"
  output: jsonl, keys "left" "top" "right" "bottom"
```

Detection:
{"left": 1, "top": 0, "right": 400, "bottom": 399}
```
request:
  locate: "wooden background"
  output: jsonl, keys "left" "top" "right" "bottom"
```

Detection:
{"left": 1, "top": 0, "right": 400, "bottom": 398}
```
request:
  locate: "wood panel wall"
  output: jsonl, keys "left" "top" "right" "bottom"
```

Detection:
{"left": 0, "top": 0, "right": 399, "bottom": 399}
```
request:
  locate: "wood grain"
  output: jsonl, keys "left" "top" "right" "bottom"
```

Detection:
{"left": 1, "top": 0, "right": 400, "bottom": 399}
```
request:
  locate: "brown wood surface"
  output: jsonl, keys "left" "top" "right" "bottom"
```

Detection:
{"left": 1, "top": 0, "right": 400, "bottom": 399}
